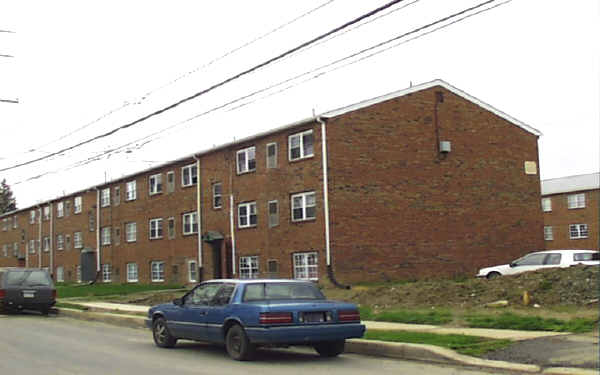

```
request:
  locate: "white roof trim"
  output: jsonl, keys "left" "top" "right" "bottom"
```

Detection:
{"left": 321, "top": 79, "right": 542, "bottom": 137}
{"left": 541, "top": 172, "right": 600, "bottom": 195}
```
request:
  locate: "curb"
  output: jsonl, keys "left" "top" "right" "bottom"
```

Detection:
{"left": 56, "top": 308, "right": 597, "bottom": 375}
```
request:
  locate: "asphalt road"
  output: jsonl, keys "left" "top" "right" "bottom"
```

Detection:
{"left": 0, "top": 313, "right": 513, "bottom": 375}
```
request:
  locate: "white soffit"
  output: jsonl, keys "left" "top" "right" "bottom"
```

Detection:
{"left": 541, "top": 173, "right": 600, "bottom": 195}
{"left": 321, "top": 79, "right": 542, "bottom": 137}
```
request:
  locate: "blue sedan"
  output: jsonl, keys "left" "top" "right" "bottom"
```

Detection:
{"left": 146, "top": 279, "right": 365, "bottom": 360}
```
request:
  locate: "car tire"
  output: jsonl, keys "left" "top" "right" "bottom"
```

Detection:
{"left": 40, "top": 307, "right": 50, "bottom": 316}
{"left": 152, "top": 317, "right": 177, "bottom": 348}
{"left": 486, "top": 272, "right": 501, "bottom": 280}
{"left": 314, "top": 340, "right": 345, "bottom": 357}
{"left": 226, "top": 324, "right": 255, "bottom": 361}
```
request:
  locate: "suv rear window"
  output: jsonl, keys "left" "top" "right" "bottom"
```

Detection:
{"left": 574, "top": 253, "right": 600, "bottom": 261}
{"left": 6, "top": 270, "right": 51, "bottom": 287}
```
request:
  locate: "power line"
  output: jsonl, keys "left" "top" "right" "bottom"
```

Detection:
{"left": 12, "top": 0, "right": 510, "bottom": 186}
{"left": 0, "top": 0, "right": 409, "bottom": 173}
{"left": 0, "top": 98, "right": 19, "bottom": 104}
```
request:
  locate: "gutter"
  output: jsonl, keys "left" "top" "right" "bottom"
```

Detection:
{"left": 193, "top": 155, "right": 203, "bottom": 282}
{"left": 229, "top": 194, "right": 236, "bottom": 276}
{"left": 96, "top": 188, "right": 101, "bottom": 277}
{"left": 38, "top": 206, "right": 42, "bottom": 268}
{"left": 50, "top": 203, "right": 53, "bottom": 276}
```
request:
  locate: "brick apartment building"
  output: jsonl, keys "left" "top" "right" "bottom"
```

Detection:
{"left": 0, "top": 79, "right": 544, "bottom": 285}
{"left": 541, "top": 173, "right": 599, "bottom": 250}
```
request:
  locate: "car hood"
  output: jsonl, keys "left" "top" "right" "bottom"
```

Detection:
{"left": 477, "top": 264, "right": 511, "bottom": 276}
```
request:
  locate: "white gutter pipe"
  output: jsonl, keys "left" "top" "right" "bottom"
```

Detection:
{"left": 193, "top": 156, "right": 203, "bottom": 275}
{"left": 317, "top": 117, "right": 331, "bottom": 266}
{"left": 96, "top": 188, "right": 100, "bottom": 274}
{"left": 38, "top": 207, "right": 42, "bottom": 268}
{"left": 49, "top": 203, "right": 53, "bottom": 275}
{"left": 229, "top": 194, "right": 236, "bottom": 276}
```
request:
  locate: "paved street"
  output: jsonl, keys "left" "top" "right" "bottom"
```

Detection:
{"left": 0, "top": 313, "right": 512, "bottom": 375}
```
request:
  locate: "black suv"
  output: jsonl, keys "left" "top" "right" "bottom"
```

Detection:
{"left": 0, "top": 268, "right": 56, "bottom": 315}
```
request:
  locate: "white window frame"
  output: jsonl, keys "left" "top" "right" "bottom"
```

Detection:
{"left": 114, "top": 186, "right": 121, "bottom": 205}
{"left": 151, "top": 261, "right": 165, "bottom": 282}
{"left": 127, "top": 263, "right": 138, "bottom": 283}
{"left": 43, "top": 236, "right": 50, "bottom": 252}
{"left": 149, "top": 173, "right": 163, "bottom": 195}
{"left": 239, "top": 255, "right": 259, "bottom": 279}
{"left": 567, "top": 193, "right": 585, "bottom": 209}
{"left": 541, "top": 197, "right": 552, "bottom": 212}
{"left": 43, "top": 206, "right": 50, "bottom": 221}
{"left": 166, "top": 171, "right": 175, "bottom": 193}
{"left": 238, "top": 202, "right": 257, "bottom": 228}
{"left": 57, "top": 234, "right": 64, "bottom": 250}
{"left": 544, "top": 226, "right": 553, "bottom": 241}
{"left": 76, "top": 265, "right": 81, "bottom": 283}
{"left": 288, "top": 129, "right": 314, "bottom": 161}
{"left": 569, "top": 224, "right": 588, "bottom": 239}
{"left": 74, "top": 232, "right": 83, "bottom": 249}
{"left": 181, "top": 164, "right": 198, "bottom": 187}
{"left": 12, "top": 242, "right": 18, "bottom": 257}
{"left": 167, "top": 217, "right": 175, "bottom": 239}
{"left": 101, "top": 188, "right": 111, "bottom": 207}
{"left": 268, "top": 200, "right": 279, "bottom": 228}
{"left": 126, "top": 180, "right": 137, "bottom": 201}
{"left": 291, "top": 191, "right": 316, "bottom": 222}
{"left": 212, "top": 182, "right": 222, "bottom": 209}
{"left": 182, "top": 212, "right": 198, "bottom": 235}
{"left": 28, "top": 239, "right": 36, "bottom": 254}
{"left": 188, "top": 260, "right": 198, "bottom": 283}
{"left": 149, "top": 218, "right": 163, "bottom": 240}
{"left": 101, "top": 227, "right": 111, "bottom": 245}
{"left": 293, "top": 252, "right": 318, "bottom": 281}
{"left": 74, "top": 196, "right": 82, "bottom": 213}
{"left": 236, "top": 146, "right": 256, "bottom": 174}
{"left": 266, "top": 142, "right": 277, "bottom": 169}
{"left": 102, "top": 264, "right": 111, "bottom": 283}
{"left": 30, "top": 209, "right": 37, "bottom": 223}
{"left": 12, "top": 216, "right": 17, "bottom": 229}
{"left": 56, "top": 266, "right": 64, "bottom": 283}
{"left": 125, "top": 222, "right": 137, "bottom": 242}
{"left": 56, "top": 202, "right": 64, "bottom": 218}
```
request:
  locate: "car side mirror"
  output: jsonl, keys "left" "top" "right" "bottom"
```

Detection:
{"left": 509, "top": 262, "right": 516, "bottom": 268}
{"left": 173, "top": 297, "right": 183, "bottom": 306}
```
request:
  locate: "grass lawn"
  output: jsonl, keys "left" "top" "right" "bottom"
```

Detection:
{"left": 360, "top": 307, "right": 453, "bottom": 325}
{"left": 465, "top": 312, "right": 597, "bottom": 333}
{"left": 364, "top": 330, "right": 512, "bottom": 357}
{"left": 56, "top": 283, "right": 184, "bottom": 299}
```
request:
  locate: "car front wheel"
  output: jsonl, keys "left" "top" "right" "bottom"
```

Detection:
{"left": 225, "top": 324, "right": 255, "bottom": 361}
{"left": 314, "top": 340, "right": 345, "bottom": 357}
{"left": 486, "top": 271, "right": 501, "bottom": 279}
{"left": 152, "top": 317, "right": 177, "bottom": 348}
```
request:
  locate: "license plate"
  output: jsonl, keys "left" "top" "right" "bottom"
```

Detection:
{"left": 23, "top": 291, "right": 35, "bottom": 298}
{"left": 303, "top": 312, "right": 325, "bottom": 323}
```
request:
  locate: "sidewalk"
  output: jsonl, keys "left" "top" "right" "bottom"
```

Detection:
{"left": 56, "top": 301, "right": 598, "bottom": 375}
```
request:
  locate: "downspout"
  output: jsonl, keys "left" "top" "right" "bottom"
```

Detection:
{"left": 229, "top": 194, "right": 236, "bottom": 277}
{"left": 193, "top": 155, "right": 203, "bottom": 282}
{"left": 38, "top": 206, "right": 42, "bottom": 268}
{"left": 95, "top": 188, "right": 101, "bottom": 282}
{"left": 49, "top": 203, "right": 53, "bottom": 277}
{"left": 317, "top": 116, "right": 350, "bottom": 289}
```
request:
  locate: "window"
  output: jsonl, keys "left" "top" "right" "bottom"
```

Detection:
{"left": 102, "top": 264, "right": 111, "bottom": 282}
{"left": 151, "top": 261, "right": 165, "bottom": 282}
{"left": 76, "top": 265, "right": 81, "bottom": 283}
{"left": 289, "top": 130, "right": 314, "bottom": 161}
{"left": 293, "top": 252, "right": 318, "bottom": 280}
{"left": 567, "top": 193, "right": 585, "bottom": 209}
{"left": 291, "top": 191, "right": 316, "bottom": 221}
{"left": 65, "top": 201, "right": 71, "bottom": 216}
{"left": 65, "top": 234, "right": 71, "bottom": 250}
{"left": 569, "top": 224, "right": 588, "bottom": 239}
{"left": 114, "top": 186, "right": 121, "bottom": 205}
{"left": 212, "top": 182, "right": 223, "bottom": 209}
{"left": 2, "top": 244, "right": 7, "bottom": 257}
{"left": 267, "top": 259, "right": 279, "bottom": 275}
{"left": 167, "top": 171, "right": 175, "bottom": 193}
{"left": 240, "top": 256, "right": 259, "bottom": 279}
{"left": 149, "top": 218, "right": 163, "bottom": 239}
{"left": 57, "top": 202, "right": 64, "bottom": 218}
{"left": 125, "top": 222, "right": 137, "bottom": 242}
{"left": 56, "top": 266, "right": 64, "bottom": 282}
{"left": 127, "top": 263, "right": 138, "bottom": 282}
{"left": 238, "top": 202, "right": 257, "bottom": 228}
{"left": 188, "top": 260, "right": 198, "bottom": 282}
{"left": 181, "top": 164, "right": 197, "bottom": 187}
{"left": 57, "top": 234, "right": 64, "bottom": 250}
{"left": 149, "top": 174, "right": 163, "bottom": 195}
{"left": 541, "top": 198, "right": 552, "bottom": 212}
{"left": 1, "top": 218, "right": 7, "bottom": 231}
{"left": 182, "top": 212, "right": 198, "bottom": 235}
{"left": 89, "top": 211, "right": 95, "bottom": 232}
{"left": 28, "top": 239, "right": 35, "bottom": 254}
{"left": 74, "top": 232, "right": 83, "bottom": 249}
{"left": 43, "top": 236, "right": 50, "bottom": 252}
{"left": 126, "top": 181, "right": 137, "bottom": 201}
{"left": 236, "top": 146, "right": 256, "bottom": 174}
{"left": 101, "top": 227, "right": 111, "bottom": 245}
{"left": 514, "top": 253, "right": 546, "bottom": 266}
{"left": 167, "top": 217, "right": 175, "bottom": 239}
{"left": 544, "top": 226, "right": 553, "bottom": 241}
{"left": 574, "top": 253, "right": 600, "bottom": 261}
{"left": 12, "top": 216, "right": 17, "bottom": 229}
{"left": 545, "top": 253, "right": 561, "bottom": 265}
{"left": 43, "top": 206, "right": 50, "bottom": 220}
{"left": 30, "top": 209, "right": 37, "bottom": 223}
{"left": 74, "top": 196, "right": 82, "bottom": 213}
{"left": 101, "top": 188, "right": 111, "bottom": 207}
{"left": 12, "top": 242, "right": 18, "bottom": 257}
{"left": 266, "top": 142, "right": 277, "bottom": 168}
{"left": 268, "top": 200, "right": 279, "bottom": 228}
{"left": 115, "top": 227, "right": 121, "bottom": 245}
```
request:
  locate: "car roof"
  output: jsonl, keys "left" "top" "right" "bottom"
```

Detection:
{"left": 201, "top": 279, "right": 313, "bottom": 284}
{"left": 528, "top": 250, "right": 598, "bottom": 255}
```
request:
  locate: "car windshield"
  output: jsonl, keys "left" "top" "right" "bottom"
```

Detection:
{"left": 6, "top": 270, "right": 51, "bottom": 287}
{"left": 243, "top": 282, "right": 325, "bottom": 302}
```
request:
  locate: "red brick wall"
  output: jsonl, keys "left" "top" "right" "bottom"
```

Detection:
{"left": 325, "top": 86, "right": 544, "bottom": 283}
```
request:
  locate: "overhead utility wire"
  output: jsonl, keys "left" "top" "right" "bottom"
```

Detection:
{"left": 13, "top": 0, "right": 508, "bottom": 185}
{"left": 19, "top": 0, "right": 337, "bottom": 155}
{"left": 0, "top": 0, "right": 408, "bottom": 173}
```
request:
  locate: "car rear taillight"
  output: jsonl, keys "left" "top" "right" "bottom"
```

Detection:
{"left": 338, "top": 310, "right": 361, "bottom": 322}
{"left": 0, "top": 289, "right": 5, "bottom": 299}
{"left": 259, "top": 312, "right": 293, "bottom": 325}
{"left": 52, "top": 289, "right": 57, "bottom": 299}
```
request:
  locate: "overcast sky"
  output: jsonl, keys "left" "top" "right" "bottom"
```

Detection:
{"left": 0, "top": 0, "right": 598, "bottom": 209}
